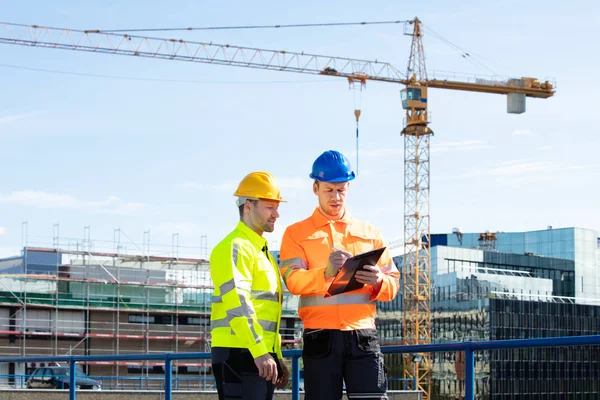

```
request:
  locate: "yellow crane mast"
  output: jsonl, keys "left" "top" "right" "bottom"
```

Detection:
{"left": 0, "top": 18, "right": 555, "bottom": 399}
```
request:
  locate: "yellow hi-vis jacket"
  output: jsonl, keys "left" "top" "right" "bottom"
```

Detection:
{"left": 209, "top": 221, "right": 283, "bottom": 359}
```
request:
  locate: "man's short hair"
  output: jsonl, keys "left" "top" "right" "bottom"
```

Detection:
{"left": 238, "top": 199, "right": 258, "bottom": 219}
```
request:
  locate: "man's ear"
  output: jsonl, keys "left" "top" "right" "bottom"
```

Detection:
{"left": 313, "top": 182, "right": 319, "bottom": 195}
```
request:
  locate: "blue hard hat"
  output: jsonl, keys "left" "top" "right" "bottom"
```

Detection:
{"left": 309, "top": 150, "right": 356, "bottom": 182}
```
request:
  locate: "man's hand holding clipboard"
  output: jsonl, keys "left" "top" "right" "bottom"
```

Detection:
{"left": 324, "top": 246, "right": 353, "bottom": 279}
{"left": 325, "top": 246, "right": 386, "bottom": 297}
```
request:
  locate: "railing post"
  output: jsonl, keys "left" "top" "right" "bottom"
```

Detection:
{"left": 69, "top": 360, "right": 77, "bottom": 400}
{"left": 291, "top": 354, "right": 300, "bottom": 400}
{"left": 465, "top": 347, "right": 475, "bottom": 400}
{"left": 164, "top": 357, "right": 173, "bottom": 400}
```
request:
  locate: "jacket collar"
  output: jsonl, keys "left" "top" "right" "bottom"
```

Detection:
{"left": 236, "top": 221, "right": 269, "bottom": 250}
{"left": 310, "top": 207, "right": 353, "bottom": 228}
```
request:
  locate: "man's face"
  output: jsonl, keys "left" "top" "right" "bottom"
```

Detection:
{"left": 313, "top": 181, "right": 349, "bottom": 218}
{"left": 246, "top": 199, "right": 280, "bottom": 234}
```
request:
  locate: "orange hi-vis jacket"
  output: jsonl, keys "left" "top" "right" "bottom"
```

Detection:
{"left": 279, "top": 208, "right": 400, "bottom": 330}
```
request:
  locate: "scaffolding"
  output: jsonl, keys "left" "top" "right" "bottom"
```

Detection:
{"left": 0, "top": 224, "right": 301, "bottom": 389}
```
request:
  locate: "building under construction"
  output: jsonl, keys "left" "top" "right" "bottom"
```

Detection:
{"left": 0, "top": 245, "right": 301, "bottom": 389}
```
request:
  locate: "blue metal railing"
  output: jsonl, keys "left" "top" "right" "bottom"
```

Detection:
{"left": 0, "top": 374, "right": 217, "bottom": 390}
{"left": 2, "top": 334, "right": 600, "bottom": 400}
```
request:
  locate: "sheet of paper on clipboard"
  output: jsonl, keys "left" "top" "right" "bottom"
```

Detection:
{"left": 325, "top": 247, "right": 386, "bottom": 298}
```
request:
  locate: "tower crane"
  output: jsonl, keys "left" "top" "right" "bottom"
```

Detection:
{"left": 0, "top": 18, "right": 555, "bottom": 399}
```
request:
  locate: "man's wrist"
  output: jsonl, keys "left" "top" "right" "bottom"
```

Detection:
{"left": 373, "top": 278, "right": 384, "bottom": 292}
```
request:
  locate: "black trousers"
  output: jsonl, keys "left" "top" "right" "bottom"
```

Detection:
{"left": 302, "top": 329, "right": 388, "bottom": 400}
{"left": 212, "top": 347, "right": 282, "bottom": 400}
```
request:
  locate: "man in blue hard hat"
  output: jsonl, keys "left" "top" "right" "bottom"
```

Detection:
{"left": 279, "top": 150, "right": 400, "bottom": 400}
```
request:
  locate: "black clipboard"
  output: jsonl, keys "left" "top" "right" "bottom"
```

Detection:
{"left": 325, "top": 247, "right": 386, "bottom": 297}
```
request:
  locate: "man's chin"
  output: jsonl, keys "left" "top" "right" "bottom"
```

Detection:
{"left": 263, "top": 225, "right": 275, "bottom": 233}
{"left": 325, "top": 208, "right": 342, "bottom": 216}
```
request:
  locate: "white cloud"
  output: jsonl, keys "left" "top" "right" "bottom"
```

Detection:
{"left": 360, "top": 140, "right": 491, "bottom": 157}
{"left": 361, "top": 148, "right": 403, "bottom": 157}
{"left": 486, "top": 160, "right": 590, "bottom": 178}
{"left": 432, "top": 140, "right": 492, "bottom": 153}
{"left": 539, "top": 145, "right": 553, "bottom": 151}
{"left": 512, "top": 129, "right": 534, "bottom": 137}
{"left": 0, "top": 190, "right": 146, "bottom": 214}
{"left": 276, "top": 177, "right": 308, "bottom": 189}
{"left": 215, "top": 181, "right": 238, "bottom": 192}
{"left": 486, "top": 160, "right": 552, "bottom": 176}
{"left": 153, "top": 222, "right": 204, "bottom": 236}
{"left": 439, "top": 159, "right": 592, "bottom": 184}
{"left": 355, "top": 169, "right": 373, "bottom": 176}
{"left": 565, "top": 165, "right": 589, "bottom": 171}
{"left": 215, "top": 177, "right": 307, "bottom": 192}
{"left": 96, "top": 202, "right": 146, "bottom": 215}
{"left": 0, "top": 111, "right": 45, "bottom": 125}
{"left": 0, "top": 247, "right": 21, "bottom": 258}
{"left": 0, "top": 226, "right": 6, "bottom": 236}
{"left": 179, "top": 182, "right": 204, "bottom": 190}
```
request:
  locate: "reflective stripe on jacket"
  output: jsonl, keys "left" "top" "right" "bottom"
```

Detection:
{"left": 279, "top": 208, "right": 399, "bottom": 330}
{"left": 210, "top": 221, "right": 283, "bottom": 359}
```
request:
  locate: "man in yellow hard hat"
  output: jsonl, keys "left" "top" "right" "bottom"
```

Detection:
{"left": 210, "top": 171, "right": 290, "bottom": 400}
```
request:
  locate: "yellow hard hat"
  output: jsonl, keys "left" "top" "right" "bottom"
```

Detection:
{"left": 234, "top": 172, "right": 286, "bottom": 205}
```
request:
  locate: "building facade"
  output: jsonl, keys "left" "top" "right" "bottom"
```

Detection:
{"left": 430, "top": 227, "right": 600, "bottom": 303}
{"left": 377, "top": 227, "right": 600, "bottom": 399}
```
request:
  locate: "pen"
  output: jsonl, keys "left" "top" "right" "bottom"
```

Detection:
{"left": 331, "top": 246, "right": 342, "bottom": 252}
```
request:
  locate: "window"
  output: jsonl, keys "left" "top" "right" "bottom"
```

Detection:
{"left": 400, "top": 90, "right": 407, "bottom": 103}
{"left": 128, "top": 315, "right": 155, "bottom": 324}
{"left": 400, "top": 87, "right": 423, "bottom": 109}
{"left": 179, "top": 316, "right": 209, "bottom": 326}
{"left": 128, "top": 314, "right": 174, "bottom": 324}
{"left": 127, "top": 365, "right": 164, "bottom": 374}
{"left": 408, "top": 87, "right": 422, "bottom": 100}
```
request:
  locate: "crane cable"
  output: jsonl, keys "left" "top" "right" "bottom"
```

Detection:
{"left": 349, "top": 78, "right": 365, "bottom": 175}
{"left": 94, "top": 20, "right": 409, "bottom": 33}
{"left": 93, "top": 17, "right": 401, "bottom": 175}
{"left": 421, "top": 24, "right": 501, "bottom": 76}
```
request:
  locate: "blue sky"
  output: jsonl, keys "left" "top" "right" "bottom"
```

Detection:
{"left": 1, "top": 0, "right": 599, "bottom": 259}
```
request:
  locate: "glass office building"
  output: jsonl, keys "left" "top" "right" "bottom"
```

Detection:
{"left": 377, "top": 227, "right": 600, "bottom": 399}
{"left": 430, "top": 227, "right": 600, "bottom": 303}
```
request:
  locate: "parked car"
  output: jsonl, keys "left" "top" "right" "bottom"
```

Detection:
{"left": 26, "top": 366, "right": 101, "bottom": 390}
